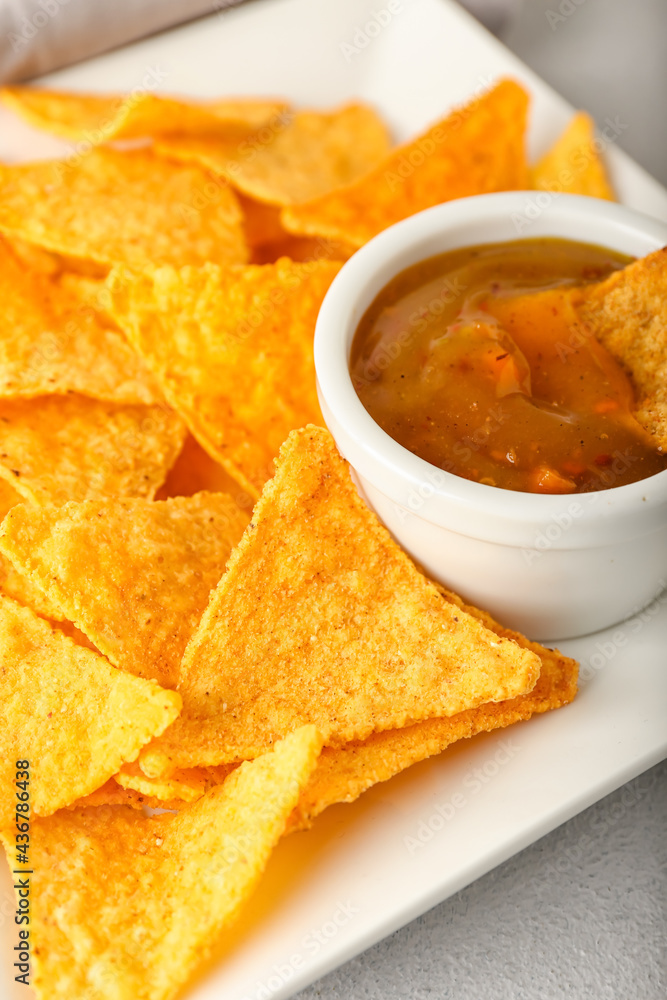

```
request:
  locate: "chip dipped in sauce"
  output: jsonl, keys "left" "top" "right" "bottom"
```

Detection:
{"left": 350, "top": 238, "right": 667, "bottom": 494}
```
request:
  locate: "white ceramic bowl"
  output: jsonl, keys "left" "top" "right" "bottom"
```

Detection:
{"left": 314, "top": 192, "right": 667, "bottom": 640}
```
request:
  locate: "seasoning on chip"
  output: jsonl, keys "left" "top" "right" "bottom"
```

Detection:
{"left": 108, "top": 258, "right": 342, "bottom": 497}
{"left": 0, "top": 148, "right": 248, "bottom": 269}
{"left": 281, "top": 79, "right": 529, "bottom": 248}
{"left": 1, "top": 726, "right": 322, "bottom": 1000}
{"left": 288, "top": 587, "right": 578, "bottom": 831}
{"left": 572, "top": 246, "right": 667, "bottom": 450}
{"left": 0, "top": 594, "right": 181, "bottom": 827}
{"left": 531, "top": 111, "right": 614, "bottom": 200}
{"left": 156, "top": 103, "right": 391, "bottom": 207}
{"left": 139, "top": 426, "right": 540, "bottom": 776}
{"left": 0, "top": 478, "right": 65, "bottom": 618}
{"left": 0, "top": 238, "right": 162, "bottom": 404}
{"left": 0, "top": 492, "right": 249, "bottom": 688}
{"left": 0, "top": 85, "right": 289, "bottom": 141}
{"left": 0, "top": 395, "right": 186, "bottom": 505}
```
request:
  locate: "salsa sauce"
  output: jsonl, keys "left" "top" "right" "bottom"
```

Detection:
{"left": 350, "top": 238, "right": 667, "bottom": 494}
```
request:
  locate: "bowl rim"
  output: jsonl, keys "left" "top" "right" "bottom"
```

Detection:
{"left": 314, "top": 192, "right": 667, "bottom": 548}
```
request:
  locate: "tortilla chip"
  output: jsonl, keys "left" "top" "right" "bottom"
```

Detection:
{"left": 57, "top": 271, "right": 119, "bottom": 327}
{"left": 156, "top": 102, "right": 391, "bottom": 207}
{"left": 0, "top": 595, "right": 181, "bottom": 827}
{"left": 108, "top": 258, "right": 342, "bottom": 497}
{"left": 0, "top": 148, "right": 247, "bottom": 269}
{"left": 250, "top": 233, "right": 356, "bottom": 265}
{"left": 0, "top": 395, "right": 185, "bottom": 506}
{"left": 114, "top": 762, "right": 237, "bottom": 803}
{"left": 281, "top": 79, "right": 529, "bottom": 248}
{"left": 0, "top": 552, "right": 63, "bottom": 620}
{"left": 0, "top": 86, "right": 288, "bottom": 141}
{"left": 0, "top": 480, "right": 64, "bottom": 617}
{"left": 3, "top": 726, "right": 321, "bottom": 1000}
{"left": 238, "top": 193, "right": 288, "bottom": 246}
{"left": 571, "top": 247, "right": 667, "bottom": 449}
{"left": 531, "top": 111, "right": 615, "bottom": 200}
{"left": 65, "top": 778, "right": 182, "bottom": 812}
{"left": 0, "top": 238, "right": 162, "bottom": 404}
{"left": 0, "top": 492, "right": 249, "bottom": 688}
{"left": 155, "top": 433, "right": 250, "bottom": 506}
{"left": 6, "top": 235, "right": 62, "bottom": 275}
{"left": 138, "top": 426, "right": 540, "bottom": 775}
{"left": 289, "top": 587, "right": 578, "bottom": 831}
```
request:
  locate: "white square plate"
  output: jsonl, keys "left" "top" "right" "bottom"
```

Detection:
{"left": 1, "top": 2, "right": 666, "bottom": 998}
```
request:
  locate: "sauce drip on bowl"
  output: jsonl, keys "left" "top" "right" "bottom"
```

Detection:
{"left": 350, "top": 238, "right": 667, "bottom": 493}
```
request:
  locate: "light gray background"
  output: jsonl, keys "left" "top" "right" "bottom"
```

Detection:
{"left": 297, "top": 761, "right": 667, "bottom": 999}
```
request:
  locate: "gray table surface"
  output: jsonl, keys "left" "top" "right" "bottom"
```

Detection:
{"left": 297, "top": 760, "right": 667, "bottom": 999}
{"left": 300, "top": 2, "right": 667, "bottom": 996}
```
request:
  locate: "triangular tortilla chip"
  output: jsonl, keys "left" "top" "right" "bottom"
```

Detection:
{"left": 108, "top": 258, "right": 342, "bottom": 497}
{"left": 156, "top": 102, "right": 391, "bottom": 206}
{"left": 139, "top": 426, "right": 540, "bottom": 775}
{"left": 0, "top": 238, "right": 162, "bottom": 404}
{"left": 531, "top": 111, "right": 614, "bottom": 200}
{"left": 0, "top": 478, "right": 63, "bottom": 618}
{"left": 281, "top": 79, "right": 529, "bottom": 248}
{"left": 570, "top": 247, "right": 667, "bottom": 449}
{"left": 0, "top": 595, "right": 181, "bottom": 826}
{"left": 0, "top": 395, "right": 185, "bottom": 505}
{"left": 1, "top": 726, "right": 321, "bottom": 1000}
{"left": 0, "top": 492, "right": 249, "bottom": 688}
{"left": 0, "top": 86, "right": 288, "bottom": 141}
{"left": 0, "top": 148, "right": 247, "bottom": 269}
{"left": 289, "top": 587, "right": 578, "bottom": 831}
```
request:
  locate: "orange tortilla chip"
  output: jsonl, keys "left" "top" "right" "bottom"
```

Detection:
{"left": 114, "top": 762, "right": 237, "bottom": 803}
{"left": 0, "top": 492, "right": 249, "bottom": 688}
{"left": 281, "top": 79, "right": 529, "bottom": 248}
{"left": 139, "top": 426, "right": 540, "bottom": 775}
{"left": 289, "top": 587, "right": 578, "bottom": 831}
{"left": 250, "top": 232, "right": 356, "bottom": 265}
{"left": 531, "top": 111, "right": 615, "bottom": 200}
{"left": 0, "top": 86, "right": 288, "bottom": 141}
{"left": 0, "top": 148, "right": 247, "bottom": 269}
{"left": 0, "top": 238, "right": 162, "bottom": 404}
{"left": 0, "top": 395, "right": 185, "bottom": 505}
{"left": 65, "top": 778, "right": 183, "bottom": 812}
{"left": 0, "top": 594, "right": 181, "bottom": 826}
{"left": 238, "top": 193, "right": 288, "bottom": 247}
{"left": 0, "top": 482, "right": 65, "bottom": 618}
{"left": 2, "top": 726, "right": 321, "bottom": 1000}
{"left": 108, "top": 258, "right": 342, "bottom": 497}
{"left": 155, "top": 433, "right": 250, "bottom": 507}
{"left": 156, "top": 102, "right": 391, "bottom": 207}
{"left": 571, "top": 247, "right": 667, "bottom": 449}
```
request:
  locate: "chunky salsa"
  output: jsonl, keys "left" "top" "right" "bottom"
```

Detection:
{"left": 350, "top": 238, "right": 667, "bottom": 493}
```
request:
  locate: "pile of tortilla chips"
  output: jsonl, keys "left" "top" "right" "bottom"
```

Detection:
{"left": 0, "top": 79, "right": 608, "bottom": 1000}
